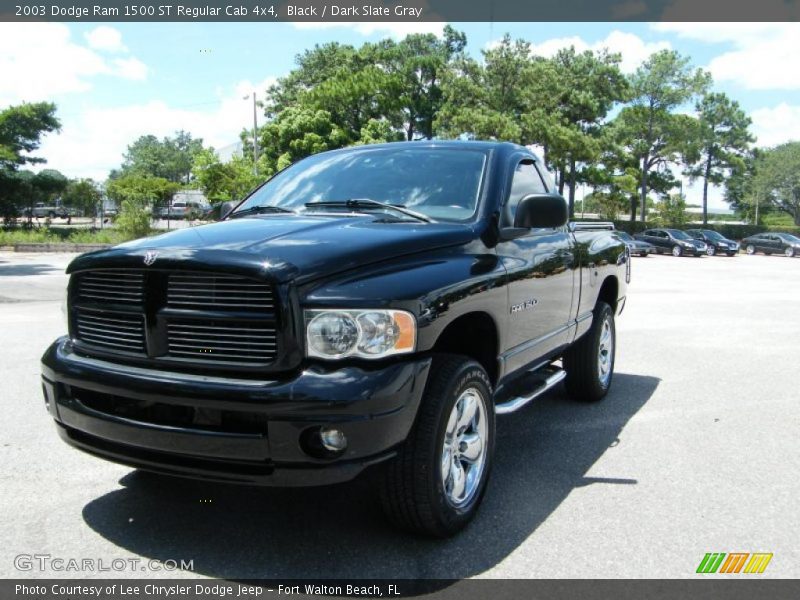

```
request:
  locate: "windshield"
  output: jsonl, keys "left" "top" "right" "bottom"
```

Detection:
{"left": 703, "top": 230, "right": 725, "bottom": 241}
{"left": 616, "top": 232, "right": 633, "bottom": 241}
{"left": 776, "top": 233, "right": 800, "bottom": 242}
{"left": 234, "top": 146, "right": 488, "bottom": 222}
{"left": 667, "top": 229, "right": 692, "bottom": 240}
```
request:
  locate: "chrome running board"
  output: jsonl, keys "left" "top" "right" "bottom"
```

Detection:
{"left": 494, "top": 368, "right": 566, "bottom": 415}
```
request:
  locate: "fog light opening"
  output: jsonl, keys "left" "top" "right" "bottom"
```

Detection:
{"left": 319, "top": 427, "right": 347, "bottom": 453}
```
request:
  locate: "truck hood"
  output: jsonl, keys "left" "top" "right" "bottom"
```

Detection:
{"left": 68, "top": 215, "right": 478, "bottom": 283}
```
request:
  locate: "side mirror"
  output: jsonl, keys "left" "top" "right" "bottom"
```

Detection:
{"left": 513, "top": 193, "right": 569, "bottom": 229}
{"left": 220, "top": 201, "right": 236, "bottom": 220}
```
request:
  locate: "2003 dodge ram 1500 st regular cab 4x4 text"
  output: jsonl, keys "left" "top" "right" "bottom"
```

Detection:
{"left": 41, "top": 141, "right": 629, "bottom": 537}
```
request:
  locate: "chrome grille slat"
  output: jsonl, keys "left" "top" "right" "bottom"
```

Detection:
{"left": 75, "top": 309, "right": 145, "bottom": 354}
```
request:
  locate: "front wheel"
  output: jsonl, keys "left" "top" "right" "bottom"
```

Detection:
{"left": 746, "top": 244, "right": 756, "bottom": 255}
{"left": 564, "top": 301, "right": 616, "bottom": 403}
{"left": 380, "top": 354, "right": 495, "bottom": 537}
{"left": 672, "top": 245, "right": 683, "bottom": 257}
{"left": 706, "top": 245, "right": 716, "bottom": 256}
{"left": 785, "top": 247, "right": 795, "bottom": 257}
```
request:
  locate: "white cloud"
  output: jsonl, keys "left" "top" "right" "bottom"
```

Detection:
{"left": 112, "top": 57, "right": 149, "bottom": 81}
{"left": 749, "top": 103, "right": 800, "bottom": 148}
{"left": 84, "top": 26, "right": 127, "bottom": 53}
{"left": 652, "top": 23, "right": 800, "bottom": 90}
{"left": 35, "top": 76, "right": 277, "bottom": 181}
{"left": 291, "top": 21, "right": 444, "bottom": 38}
{"left": 0, "top": 23, "right": 147, "bottom": 107}
{"left": 523, "top": 30, "right": 670, "bottom": 73}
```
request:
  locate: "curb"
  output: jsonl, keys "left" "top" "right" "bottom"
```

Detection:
{"left": 11, "top": 243, "right": 112, "bottom": 253}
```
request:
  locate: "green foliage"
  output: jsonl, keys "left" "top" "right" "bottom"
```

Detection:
{"left": 106, "top": 174, "right": 179, "bottom": 208}
{"left": 0, "top": 102, "right": 62, "bottom": 221}
{"left": 684, "top": 92, "right": 754, "bottom": 224}
{"left": 750, "top": 142, "right": 800, "bottom": 225}
{"left": 0, "top": 102, "right": 60, "bottom": 169}
{"left": 613, "top": 50, "right": 710, "bottom": 222}
{"left": 192, "top": 148, "right": 260, "bottom": 203}
{"left": 61, "top": 178, "right": 102, "bottom": 217}
{"left": 115, "top": 198, "right": 152, "bottom": 240}
{"left": 651, "top": 193, "right": 689, "bottom": 226}
{"left": 119, "top": 130, "right": 204, "bottom": 183}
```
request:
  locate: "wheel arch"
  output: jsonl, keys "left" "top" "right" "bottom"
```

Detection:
{"left": 431, "top": 311, "right": 499, "bottom": 385}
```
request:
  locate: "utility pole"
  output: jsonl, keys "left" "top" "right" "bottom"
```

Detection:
{"left": 244, "top": 92, "right": 259, "bottom": 175}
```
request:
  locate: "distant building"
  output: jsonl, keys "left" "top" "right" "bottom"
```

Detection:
{"left": 216, "top": 141, "right": 244, "bottom": 163}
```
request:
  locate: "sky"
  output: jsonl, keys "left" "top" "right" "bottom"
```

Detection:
{"left": 2, "top": 21, "right": 800, "bottom": 210}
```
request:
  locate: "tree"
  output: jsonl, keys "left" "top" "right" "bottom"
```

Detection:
{"left": 192, "top": 148, "right": 261, "bottom": 203}
{"left": 684, "top": 92, "right": 754, "bottom": 225}
{"left": 106, "top": 174, "right": 179, "bottom": 214}
{"left": 120, "top": 131, "right": 204, "bottom": 183}
{"left": 62, "top": 178, "right": 102, "bottom": 219}
{"left": 0, "top": 102, "right": 60, "bottom": 169}
{"left": 436, "top": 35, "right": 537, "bottom": 142}
{"left": 541, "top": 47, "right": 629, "bottom": 216}
{"left": 614, "top": 50, "right": 710, "bottom": 222}
{"left": 751, "top": 142, "right": 800, "bottom": 225}
{"left": 652, "top": 193, "right": 689, "bottom": 227}
{"left": 0, "top": 102, "right": 61, "bottom": 221}
{"left": 258, "top": 107, "right": 350, "bottom": 173}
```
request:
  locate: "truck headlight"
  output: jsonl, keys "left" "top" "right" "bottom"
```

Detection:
{"left": 305, "top": 309, "right": 416, "bottom": 359}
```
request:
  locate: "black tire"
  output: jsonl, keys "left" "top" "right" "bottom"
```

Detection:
{"left": 785, "top": 247, "right": 795, "bottom": 258}
{"left": 380, "top": 354, "right": 495, "bottom": 537}
{"left": 672, "top": 245, "right": 682, "bottom": 257}
{"left": 47, "top": 211, "right": 55, "bottom": 218}
{"left": 563, "top": 301, "right": 616, "bottom": 403}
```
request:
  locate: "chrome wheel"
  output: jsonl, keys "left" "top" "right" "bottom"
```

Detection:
{"left": 706, "top": 245, "right": 716, "bottom": 256}
{"left": 441, "top": 388, "right": 488, "bottom": 508}
{"left": 597, "top": 316, "right": 614, "bottom": 387}
{"left": 785, "top": 247, "right": 795, "bottom": 257}
{"left": 672, "top": 245, "right": 682, "bottom": 257}
{"left": 746, "top": 244, "right": 755, "bottom": 255}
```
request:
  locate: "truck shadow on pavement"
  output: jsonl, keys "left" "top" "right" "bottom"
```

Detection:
{"left": 81, "top": 373, "right": 659, "bottom": 579}
{"left": 0, "top": 262, "right": 62, "bottom": 276}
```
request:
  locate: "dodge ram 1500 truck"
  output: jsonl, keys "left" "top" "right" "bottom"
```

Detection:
{"left": 41, "top": 141, "right": 629, "bottom": 537}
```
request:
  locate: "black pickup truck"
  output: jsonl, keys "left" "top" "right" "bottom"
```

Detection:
{"left": 41, "top": 142, "right": 629, "bottom": 536}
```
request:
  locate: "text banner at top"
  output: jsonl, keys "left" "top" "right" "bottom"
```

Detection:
{"left": 3, "top": 0, "right": 800, "bottom": 22}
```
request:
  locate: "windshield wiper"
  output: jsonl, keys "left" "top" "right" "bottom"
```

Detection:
{"left": 229, "top": 205, "right": 296, "bottom": 219}
{"left": 304, "top": 198, "right": 432, "bottom": 223}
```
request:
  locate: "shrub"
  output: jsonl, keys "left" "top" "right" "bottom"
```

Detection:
{"left": 115, "top": 199, "right": 151, "bottom": 241}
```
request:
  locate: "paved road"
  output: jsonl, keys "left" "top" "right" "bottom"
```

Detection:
{"left": 0, "top": 251, "right": 797, "bottom": 579}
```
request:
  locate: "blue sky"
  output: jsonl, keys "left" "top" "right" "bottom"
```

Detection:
{"left": 2, "top": 21, "right": 799, "bottom": 209}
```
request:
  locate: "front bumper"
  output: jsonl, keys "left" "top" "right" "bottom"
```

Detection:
{"left": 41, "top": 337, "right": 431, "bottom": 486}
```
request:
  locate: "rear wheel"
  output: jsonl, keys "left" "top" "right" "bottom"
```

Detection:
{"left": 746, "top": 244, "right": 756, "bottom": 255}
{"left": 380, "top": 354, "right": 495, "bottom": 537}
{"left": 672, "top": 245, "right": 682, "bottom": 257}
{"left": 564, "top": 301, "right": 616, "bottom": 403}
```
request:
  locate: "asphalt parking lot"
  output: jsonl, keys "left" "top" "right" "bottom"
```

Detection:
{"left": 0, "top": 250, "right": 798, "bottom": 579}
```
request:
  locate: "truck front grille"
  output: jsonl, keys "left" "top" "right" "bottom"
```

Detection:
{"left": 70, "top": 268, "right": 279, "bottom": 370}
{"left": 75, "top": 311, "right": 145, "bottom": 354}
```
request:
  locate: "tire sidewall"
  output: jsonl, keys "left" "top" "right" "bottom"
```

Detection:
{"left": 672, "top": 245, "right": 682, "bottom": 257}
{"left": 746, "top": 244, "right": 755, "bottom": 255}
{"left": 592, "top": 304, "right": 616, "bottom": 394}
{"left": 429, "top": 363, "right": 495, "bottom": 529}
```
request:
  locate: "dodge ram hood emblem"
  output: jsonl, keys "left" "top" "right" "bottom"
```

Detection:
{"left": 143, "top": 251, "right": 158, "bottom": 266}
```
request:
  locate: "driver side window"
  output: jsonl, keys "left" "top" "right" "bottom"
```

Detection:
{"left": 503, "top": 160, "right": 548, "bottom": 227}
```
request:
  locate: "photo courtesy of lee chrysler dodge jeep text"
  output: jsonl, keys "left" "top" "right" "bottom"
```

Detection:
{"left": 41, "top": 141, "right": 629, "bottom": 537}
